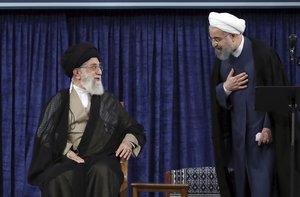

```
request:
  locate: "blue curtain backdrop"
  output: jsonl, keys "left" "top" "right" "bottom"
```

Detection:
{"left": 1, "top": 9, "right": 300, "bottom": 197}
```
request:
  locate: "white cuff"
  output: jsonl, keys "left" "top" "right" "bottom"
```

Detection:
{"left": 223, "top": 84, "right": 232, "bottom": 96}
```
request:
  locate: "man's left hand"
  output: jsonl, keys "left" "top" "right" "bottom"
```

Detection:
{"left": 115, "top": 141, "right": 133, "bottom": 160}
{"left": 258, "top": 128, "right": 272, "bottom": 146}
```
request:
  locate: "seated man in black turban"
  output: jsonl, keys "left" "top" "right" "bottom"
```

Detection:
{"left": 27, "top": 42, "right": 146, "bottom": 197}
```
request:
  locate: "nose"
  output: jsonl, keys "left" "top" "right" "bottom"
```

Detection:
{"left": 96, "top": 67, "right": 103, "bottom": 75}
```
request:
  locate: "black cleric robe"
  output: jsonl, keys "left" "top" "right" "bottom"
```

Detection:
{"left": 28, "top": 89, "right": 146, "bottom": 197}
{"left": 211, "top": 38, "right": 300, "bottom": 197}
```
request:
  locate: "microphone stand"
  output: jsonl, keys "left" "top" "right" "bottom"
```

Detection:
{"left": 288, "top": 34, "right": 299, "bottom": 197}
{"left": 289, "top": 100, "right": 296, "bottom": 197}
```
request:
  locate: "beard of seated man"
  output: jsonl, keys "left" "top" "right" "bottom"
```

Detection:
{"left": 80, "top": 68, "right": 104, "bottom": 96}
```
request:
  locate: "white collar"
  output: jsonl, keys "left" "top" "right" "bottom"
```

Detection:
{"left": 232, "top": 35, "right": 244, "bottom": 58}
{"left": 70, "top": 83, "right": 90, "bottom": 108}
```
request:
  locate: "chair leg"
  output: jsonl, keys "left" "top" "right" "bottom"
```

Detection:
{"left": 119, "top": 190, "right": 128, "bottom": 197}
{"left": 132, "top": 187, "right": 138, "bottom": 197}
{"left": 181, "top": 188, "right": 188, "bottom": 197}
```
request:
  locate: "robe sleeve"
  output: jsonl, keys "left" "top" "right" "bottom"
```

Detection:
{"left": 122, "top": 133, "right": 140, "bottom": 157}
{"left": 28, "top": 90, "right": 69, "bottom": 186}
{"left": 216, "top": 83, "right": 232, "bottom": 110}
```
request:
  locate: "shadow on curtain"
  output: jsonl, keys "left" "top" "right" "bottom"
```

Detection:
{"left": 1, "top": 9, "right": 300, "bottom": 197}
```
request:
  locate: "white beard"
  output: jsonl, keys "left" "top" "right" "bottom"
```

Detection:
{"left": 215, "top": 42, "right": 235, "bottom": 61}
{"left": 80, "top": 71, "right": 104, "bottom": 95}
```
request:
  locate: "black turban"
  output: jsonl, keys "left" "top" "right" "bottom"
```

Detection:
{"left": 60, "top": 42, "right": 100, "bottom": 77}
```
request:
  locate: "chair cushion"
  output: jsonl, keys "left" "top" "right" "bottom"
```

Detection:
{"left": 169, "top": 167, "right": 220, "bottom": 196}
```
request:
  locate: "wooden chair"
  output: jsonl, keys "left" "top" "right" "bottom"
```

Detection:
{"left": 131, "top": 183, "right": 189, "bottom": 197}
{"left": 119, "top": 158, "right": 128, "bottom": 197}
{"left": 119, "top": 101, "right": 128, "bottom": 197}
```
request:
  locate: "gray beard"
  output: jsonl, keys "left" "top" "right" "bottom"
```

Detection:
{"left": 80, "top": 75, "right": 104, "bottom": 96}
{"left": 215, "top": 44, "right": 235, "bottom": 61}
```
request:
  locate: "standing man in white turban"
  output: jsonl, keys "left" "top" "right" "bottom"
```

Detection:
{"left": 209, "top": 12, "right": 300, "bottom": 197}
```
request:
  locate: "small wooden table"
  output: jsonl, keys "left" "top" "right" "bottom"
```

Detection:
{"left": 131, "top": 183, "right": 189, "bottom": 197}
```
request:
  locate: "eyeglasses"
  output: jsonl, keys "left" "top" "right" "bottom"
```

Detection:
{"left": 80, "top": 64, "right": 104, "bottom": 71}
{"left": 209, "top": 33, "right": 230, "bottom": 44}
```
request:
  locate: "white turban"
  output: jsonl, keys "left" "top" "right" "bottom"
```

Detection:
{"left": 208, "top": 12, "right": 246, "bottom": 34}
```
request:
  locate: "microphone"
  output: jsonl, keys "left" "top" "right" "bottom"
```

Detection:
{"left": 289, "top": 34, "right": 297, "bottom": 60}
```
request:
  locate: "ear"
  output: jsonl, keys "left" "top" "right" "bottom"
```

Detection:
{"left": 73, "top": 68, "right": 81, "bottom": 79}
{"left": 230, "top": 34, "right": 236, "bottom": 42}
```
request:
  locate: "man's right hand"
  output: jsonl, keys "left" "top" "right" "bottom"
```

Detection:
{"left": 224, "top": 68, "right": 248, "bottom": 92}
{"left": 66, "top": 150, "right": 85, "bottom": 163}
